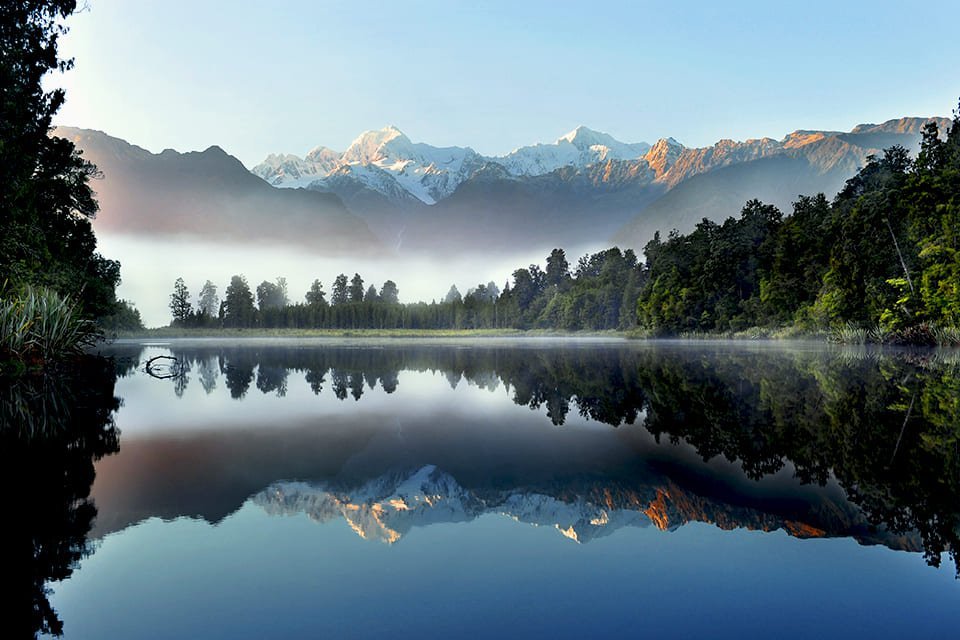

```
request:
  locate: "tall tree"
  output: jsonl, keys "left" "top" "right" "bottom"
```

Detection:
{"left": 0, "top": 1, "right": 119, "bottom": 318}
{"left": 197, "top": 280, "right": 219, "bottom": 317}
{"left": 305, "top": 279, "right": 327, "bottom": 306}
{"left": 169, "top": 278, "right": 192, "bottom": 326}
{"left": 444, "top": 285, "right": 462, "bottom": 304}
{"left": 380, "top": 280, "right": 399, "bottom": 304}
{"left": 331, "top": 274, "right": 349, "bottom": 305}
{"left": 256, "top": 278, "right": 288, "bottom": 310}
{"left": 546, "top": 248, "right": 570, "bottom": 287}
{"left": 223, "top": 275, "right": 256, "bottom": 327}
{"left": 349, "top": 273, "right": 365, "bottom": 303}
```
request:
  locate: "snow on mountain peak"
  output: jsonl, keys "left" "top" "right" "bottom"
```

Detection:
{"left": 341, "top": 125, "right": 410, "bottom": 165}
{"left": 557, "top": 125, "right": 623, "bottom": 150}
{"left": 500, "top": 126, "right": 651, "bottom": 177}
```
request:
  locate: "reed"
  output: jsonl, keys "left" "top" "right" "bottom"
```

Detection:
{"left": 0, "top": 285, "right": 99, "bottom": 368}
{"left": 829, "top": 322, "right": 870, "bottom": 345}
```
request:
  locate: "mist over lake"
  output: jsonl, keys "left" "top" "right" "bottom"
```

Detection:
{"left": 99, "top": 233, "right": 603, "bottom": 328}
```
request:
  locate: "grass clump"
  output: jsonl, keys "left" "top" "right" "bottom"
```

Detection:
{"left": 0, "top": 285, "right": 99, "bottom": 371}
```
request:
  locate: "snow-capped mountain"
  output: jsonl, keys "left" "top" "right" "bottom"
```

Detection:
{"left": 251, "top": 146, "right": 341, "bottom": 188}
{"left": 252, "top": 125, "right": 485, "bottom": 205}
{"left": 496, "top": 125, "right": 652, "bottom": 177}
{"left": 251, "top": 124, "right": 653, "bottom": 205}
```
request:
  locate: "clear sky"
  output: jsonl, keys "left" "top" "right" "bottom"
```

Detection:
{"left": 51, "top": 0, "right": 960, "bottom": 168}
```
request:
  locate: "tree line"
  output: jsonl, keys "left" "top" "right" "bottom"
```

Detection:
{"left": 166, "top": 247, "right": 643, "bottom": 331}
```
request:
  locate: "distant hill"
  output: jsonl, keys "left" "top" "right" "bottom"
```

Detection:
{"left": 55, "top": 127, "right": 384, "bottom": 254}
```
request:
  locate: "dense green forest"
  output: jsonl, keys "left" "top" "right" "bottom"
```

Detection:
{"left": 637, "top": 111, "right": 960, "bottom": 341}
{"left": 165, "top": 110, "right": 959, "bottom": 341}
{"left": 1, "top": 2, "right": 125, "bottom": 370}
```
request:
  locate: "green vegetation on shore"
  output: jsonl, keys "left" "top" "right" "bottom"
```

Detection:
{"left": 110, "top": 327, "right": 632, "bottom": 340}
{"left": 0, "top": 285, "right": 100, "bottom": 374}
{"left": 1, "top": 2, "right": 122, "bottom": 371}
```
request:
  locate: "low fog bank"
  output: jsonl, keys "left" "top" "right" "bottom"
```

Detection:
{"left": 99, "top": 233, "right": 607, "bottom": 328}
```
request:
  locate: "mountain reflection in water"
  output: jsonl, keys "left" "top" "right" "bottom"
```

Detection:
{"left": 96, "top": 341, "right": 960, "bottom": 568}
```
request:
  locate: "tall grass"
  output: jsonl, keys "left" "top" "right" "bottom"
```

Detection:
{"left": 932, "top": 325, "right": 960, "bottom": 347}
{"left": 0, "top": 285, "right": 99, "bottom": 368}
{"left": 828, "top": 322, "right": 870, "bottom": 345}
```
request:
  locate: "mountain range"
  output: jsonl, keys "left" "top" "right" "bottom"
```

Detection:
{"left": 60, "top": 115, "right": 949, "bottom": 256}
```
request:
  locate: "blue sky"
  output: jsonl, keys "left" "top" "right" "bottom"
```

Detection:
{"left": 51, "top": 0, "right": 960, "bottom": 167}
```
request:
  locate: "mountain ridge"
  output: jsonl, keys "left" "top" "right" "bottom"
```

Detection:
{"left": 56, "top": 126, "right": 384, "bottom": 254}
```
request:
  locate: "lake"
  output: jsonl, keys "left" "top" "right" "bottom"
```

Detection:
{"left": 6, "top": 338, "right": 960, "bottom": 638}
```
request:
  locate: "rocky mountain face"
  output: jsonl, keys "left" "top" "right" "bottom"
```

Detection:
{"left": 613, "top": 117, "right": 949, "bottom": 248}
{"left": 57, "top": 127, "right": 383, "bottom": 253}
{"left": 251, "top": 117, "right": 947, "bottom": 254}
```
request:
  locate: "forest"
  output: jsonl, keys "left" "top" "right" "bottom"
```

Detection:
{"left": 165, "top": 246, "right": 643, "bottom": 332}
{"left": 637, "top": 113, "right": 960, "bottom": 342}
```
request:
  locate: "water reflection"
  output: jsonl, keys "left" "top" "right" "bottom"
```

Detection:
{"left": 100, "top": 341, "right": 960, "bottom": 574}
{"left": 0, "top": 360, "right": 120, "bottom": 637}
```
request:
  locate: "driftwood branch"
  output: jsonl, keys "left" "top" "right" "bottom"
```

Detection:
{"left": 884, "top": 216, "right": 915, "bottom": 294}
{"left": 145, "top": 355, "right": 181, "bottom": 380}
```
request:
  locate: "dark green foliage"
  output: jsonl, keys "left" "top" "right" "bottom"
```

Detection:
{"left": 98, "top": 299, "right": 144, "bottom": 333}
{"left": 223, "top": 275, "right": 256, "bottom": 328}
{"left": 379, "top": 280, "right": 399, "bottom": 305}
{"left": 760, "top": 194, "right": 832, "bottom": 324}
{"left": 545, "top": 248, "right": 570, "bottom": 288}
{"left": 637, "top": 104, "right": 960, "bottom": 337}
{"left": 0, "top": 1, "right": 119, "bottom": 319}
{"left": 349, "top": 273, "right": 365, "bottom": 303}
{"left": 169, "top": 278, "right": 192, "bottom": 326}
{"left": 638, "top": 201, "right": 781, "bottom": 333}
{"left": 331, "top": 274, "right": 349, "bottom": 305}
{"left": 1, "top": 357, "right": 120, "bottom": 636}
{"left": 305, "top": 280, "right": 327, "bottom": 307}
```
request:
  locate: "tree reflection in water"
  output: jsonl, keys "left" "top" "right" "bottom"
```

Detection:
{"left": 149, "top": 343, "right": 960, "bottom": 574}
{"left": 0, "top": 358, "right": 120, "bottom": 637}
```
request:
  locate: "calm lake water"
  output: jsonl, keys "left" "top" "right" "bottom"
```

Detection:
{"left": 6, "top": 338, "right": 960, "bottom": 638}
